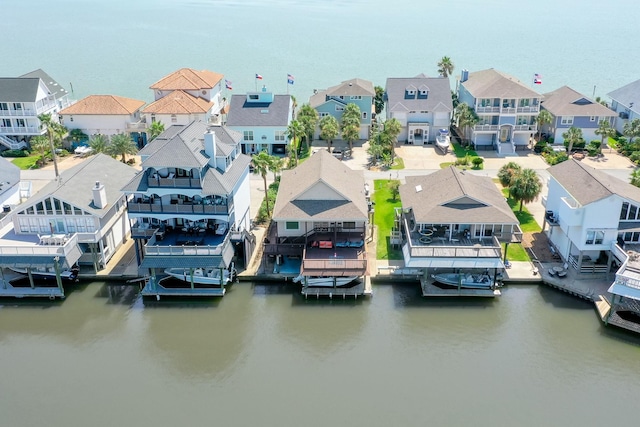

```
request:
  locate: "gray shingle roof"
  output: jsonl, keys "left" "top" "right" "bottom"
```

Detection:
{"left": 18, "top": 154, "right": 137, "bottom": 218}
{"left": 385, "top": 75, "right": 453, "bottom": 113}
{"left": 273, "top": 150, "right": 367, "bottom": 221}
{"left": 202, "top": 154, "right": 251, "bottom": 195}
{"left": 0, "top": 78, "right": 40, "bottom": 102}
{"left": 309, "top": 78, "right": 375, "bottom": 108}
{"left": 225, "top": 94, "right": 292, "bottom": 127}
{"left": 20, "top": 69, "right": 69, "bottom": 100}
{"left": 548, "top": 159, "right": 640, "bottom": 206}
{"left": 462, "top": 69, "right": 540, "bottom": 99}
{"left": 0, "top": 157, "right": 20, "bottom": 196}
{"left": 541, "top": 86, "right": 615, "bottom": 117}
{"left": 399, "top": 167, "right": 518, "bottom": 224}
{"left": 607, "top": 78, "right": 640, "bottom": 115}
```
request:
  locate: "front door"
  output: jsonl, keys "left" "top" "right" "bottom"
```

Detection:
{"left": 499, "top": 127, "right": 510, "bottom": 143}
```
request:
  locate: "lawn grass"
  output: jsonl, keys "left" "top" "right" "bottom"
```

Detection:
{"left": 501, "top": 242, "right": 530, "bottom": 262}
{"left": 452, "top": 142, "right": 478, "bottom": 158}
{"left": 390, "top": 157, "right": 405, "bottom": 170}
{"left": 502, "top": 189, "right": 542, "bottom": 232}
{"left": 373, "top": 179, "right": 403, "bottom": 260}
{"left": 11, "top": 156, "right": 40, "bottom": 170}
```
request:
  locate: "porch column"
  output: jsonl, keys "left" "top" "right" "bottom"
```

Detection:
{"left": 577, "top": 252, "right": 584, "bottom": 271}
{"left": 0, "top": 267, "right": 5, "bottom": 289}
{"left": 27, "top": 267, "right": 34, "bottom": 289}
{"left": 189, "top": 268, "right": 194, "bottom": 290}
{"left": 53, "top": 256, "right": 63, "bottom": 295}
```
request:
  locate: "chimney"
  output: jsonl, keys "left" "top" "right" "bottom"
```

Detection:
{"left": 460, "top": 69, "right": 469, "bottom": 83}
{"left": 261, "top": 85, "right": 267, "bottom": 92}
{"left": 204, "top": 129, "right": 216, "bottom": 166}
{"left": 92, "top": 181, "right": 107, "bottom": 209}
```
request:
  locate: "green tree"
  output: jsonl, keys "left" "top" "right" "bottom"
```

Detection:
{"left": 382, "top": 118, "right": 402, "bottom": 162}
{"left": 69, "top": 129, "right": 88, "bottom": 145}
{"left": 562, "top": 126, "right": 583, "bottom": 153}
{"left": 285, "top": 119, "right": 304, "bottom": 162}
{"left": 319, "top": 115, "right": 339, "bottom": 150}
{"left": 107, "top": 133, "right": 138, "bottom": 163}
{"left": 510, "top": 168, "right": 542, "bottom": 212}
{"left": 623, "top": 118, "right": 640, "bottom": 145}
{"left": 89, "top": 134, "right": 109, "bottom": 154}
{"left": 497, "top": 161, "right": 522, "bottom": 189}
{"left": 29, "top": 135, "right": 49, "bottom": 168}
{"left": 252, "top": 151, "right": 272, "bottom": 216}
{"left": 341, "top": 103, "right": 361, "bottom": 153}
{"left": 594, "top": 119, "right": 616, "bottom": 155}
{"left": 389, "top": 180, "right": 400, "bottom": 201}
{"left": 298, "top": 104, "right": 319, "bottom": 151}
{"left": 631, "top": 169, "right": 640, "bottom": 188}
{"left": 437, "top": 56, "right": 454, "bottom": 78}
{"left": 454, "top": 103, "right": 478, "bottom": 145}
{"left": 38, "top": 113, "right": 67, "bottom": 178}
{"left": 269, "top": 155, "right": 285, "bottom": 181}
{"left": 374, "top": 86, "right": 385, "bottom": 116}
{"left": 536, "top": 109, "right": 553, "bottom": 142}
{"left": 148, "top": 121, "right": 165, "bottom": 141}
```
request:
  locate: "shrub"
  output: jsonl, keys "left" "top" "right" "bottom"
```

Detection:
{"left": 543, "top": 151, "right": 569, "bottom": 165}
{"left": 471, "top": 157, "right": 484, "bottom": 169}
{"left": 629, "top": 151, "right": 640, "bottom": 164}
{"left": 126, "top": 158, "right": 136, "bottom": 165}
{"left": 534, "top": 141, "right": 548, "bottom": 153}
{"left": 1, "top": 149, "right": 29, "bottom": 157}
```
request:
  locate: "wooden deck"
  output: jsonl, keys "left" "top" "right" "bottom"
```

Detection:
{"left": 301, "top": 276, "right": 372, "bottom": 299}
{"left": 420, "top": 277, "right": 501, "bottom": 298}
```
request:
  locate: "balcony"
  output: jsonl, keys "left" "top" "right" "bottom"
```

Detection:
{"left": 0, "top": 233, "right": 79, "bottom": 258}
{"left": 0, "top": 126, "right": 40, "bottom": 135}
{"left": 474, "top": 124, "right": 499, "bottom": 131}
{"left": 517, "top": 106, "right": 539, "bottom": 113}
{"left": 128, "top": 199, "right": 232, "bottom": 215}
{"left": 143, "top": 228, "right": 232, "bottom": 257}
{"left": 126, "top": 120, "right": 148, "bottom": 131}
{"left": 147, "top": 176, "right": 201, "bottom": 188}
{"left": 476, "top": 106, "right": 500, "bottom": 113}
{"left": 0, "top": 108, "right": 37, "bottom": 117}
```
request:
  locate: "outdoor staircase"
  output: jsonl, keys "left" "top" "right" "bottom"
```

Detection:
{"left": 499, "top": 142, "right": 515, "bottom": 156}
{"left": 0, "top": 134, "right": 27, "bottom": 150}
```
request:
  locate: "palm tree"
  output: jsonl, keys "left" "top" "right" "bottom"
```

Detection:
{"left": 631, "top": 169, "right": 640, "bottom": 188}
{"left": 437, "top": 56, "right": 454, "bottom": 78}
{"left": 562, "top": 126, "right": 583, "bottom": 153}
{"left": 536, "top": 110, "right": 553, "bottom": 142}
{"left": 497, "top": 161, "right": 522, "bottom": 190}
{"left": 285, "top": 119, "right": 304, "bottom": 162}
{"left": 341, "top": 103, "right": 361, "bottom": 153}
{"left": 298, "top": 104, "right": 319, "bottom": 151}
{"left": 594, "top": 119, "right": 616, "bottom": 154}
{"left": 269, "top": 156, "right": 285, "bottom": 181}
{"left": 148, "top": 121, "right": 165, "bottom": 141}
{"left": 107, "top": 133, "right": 138, "bottom": 163}
{"left": 38, "top": 113, "right": 66, "bottom": 178}
{"left": 29, "top": 135, "right": 49, "bottom": 168}
{"left": 319, "top": 115, "right": 339, "bottom": 150}
{"left": 623, "top": 118, "right": 640, "bottom": 145}
{"left": 252, "top": 151, "right": 272, "bottom": 216}
{"left": 374, "top": 86, "right": 385, "bottom": 116}
{"left": 510, "top": 168, "right": 542, "bottom": 212}
{"left": 454, "top": 103, "right": 478, "bottom": 145}
{"left": 383, "top": 118, "right": 402, "bottom": 162}
{"left": 89, "top": 134, "right": 109, "bottom": 154}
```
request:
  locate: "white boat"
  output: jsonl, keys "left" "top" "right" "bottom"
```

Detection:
{"left": 292, "top": 275, "right": 359, "bottom": 287}
{"left": 10, "top": 265, "right": 79, "bottom": 282}
{"left": 435, "top": 128, "right": 451, "bottom": 152}
{"left": 431, "top": 272, "right": 495, "bottom": 289}
{"left": 164, "top": 265, "right": 236, "bottom": 285}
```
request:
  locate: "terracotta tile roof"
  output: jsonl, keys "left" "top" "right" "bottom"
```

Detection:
{"left": 149, "top": 68, "right": 224, "bottom": 91}
{"left": 141, "top": 90, "right": 213, "bottom": 114}
{"left": 59, "top": 95, "right": 145, "bottom": 115}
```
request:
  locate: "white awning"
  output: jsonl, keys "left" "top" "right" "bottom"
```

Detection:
{"left": 404, "top": 257, "right": 504, "bottom": 269}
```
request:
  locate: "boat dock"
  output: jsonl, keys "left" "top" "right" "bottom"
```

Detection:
{"left": 420, "top": 277, "right": 501, "bottom": 298}
{"left": 301, "top": 276, "right": 372, "bottom": 299}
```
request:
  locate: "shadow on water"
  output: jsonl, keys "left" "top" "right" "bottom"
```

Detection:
{"left": 598, "top": 324, "right": 640, "bottom": 347}
{"left": 537, "top": 285, "right": 593, "bottom": 310}
{"left": 94, "top": 283, "right": 143, "bottom": 307}
{"left": 388, "top": 281, "right": 497, "bottom": 309}
{"left": 252, "top": 281, "right": 299, "bottom": 295}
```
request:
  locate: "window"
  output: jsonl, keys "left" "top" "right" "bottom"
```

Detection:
{"left": 519, "top": 99, "right": 530, "bottom": 107}
{"left": 419, "top": 90, "right": 428, "bottom": 96}
{"left": 335, "top": 106, "right": 344, "bottom": 111}
{"left": 275, "top": 131, "right": 285, "bottom": 141}
{"left": 69, "top": 116, "right": 73, "bottom": 122}
{"left": 243, "top": 130, "right": 254, "bottom": 141}
{"left": 621, "top": 202, "right": 629, "bottom": 220}
{"left": 407, "top": 90, "right": 415, "bottom": 95}
{"left": 249, "top": 94, "right": 259, "bottom": 100}
{"left": 343, "top": 221, "right": 356, "bottom": 229}
{"left": 517, "top": 116, "right": 529, "bottom": 125}
{"left": 0, "top": 103, "right": 8, "bottom": 111}
{"left": 171, "top": 114, "right": 177, "bottom": 123}
{"left": 590, "top": 116, "right": 597, "bottom": 122}
{"left": 13, "top": 103, "right": 22, "bottom": 110}
{"left": 1, "top": 118, "right": 10, "bottom": 127}
{"left": 285, "top": 221, "right": 299, "bottom": 230}
{"left": 480, "top": 99, "right": 492, "bottom": 107}
{"left": 560, "top": 116, "right": 574, "bottom": 125}
{"left": 585, "top": 230, "right": 604, "bottom": 245}
{"left": 630, "top": 204, "right": 638, "bottom": 220}
{"left": 16, "top": 119, "right": 26, "bottom": 127}
{"left": 350, "top": 96, "right": 362, "bottom": 100}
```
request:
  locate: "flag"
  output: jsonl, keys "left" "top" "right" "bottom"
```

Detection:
{"left": 225, "top": 79, "right": 232, "bottom": 90}
{"left": 255, "top": 73, "right": 263, "bottom": 80}
{"left": 533, "top": 73, "right": 542, "bottom": 85}
{"left": 287, "top": 74, "right": 294, "bottom": 85}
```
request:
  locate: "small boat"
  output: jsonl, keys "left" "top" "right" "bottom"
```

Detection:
{"left": 10, "top": 265, "right": 79, "bottom": 282}
{"left": 292, "top": 275, "right": 359, "bottom": 287}
{"left": 435, "top": 128, "right": 451, "bottom": 152}
{"left": 164, "top": 265, "right": 236, "bottom": 285}
{"left": 431, "top": 272, "right": 495, "bottom": 289}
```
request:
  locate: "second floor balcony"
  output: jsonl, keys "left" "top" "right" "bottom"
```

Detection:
{"left": 128, "top": 196, "right": 232, "bottom": 216}
{"left": 0, "top": 125, "right": 40, "bottom": 135}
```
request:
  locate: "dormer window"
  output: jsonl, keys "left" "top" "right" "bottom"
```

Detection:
{"left": 419, "top": 90, "right": 427, "bottom": 96}
{"left": 407, "top": 90, "right": 415, "bottom": 95}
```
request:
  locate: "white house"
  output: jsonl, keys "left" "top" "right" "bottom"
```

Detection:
{"left": 607, "top": 78, "right": 640, "bottom": 134}
{"left": 58, "top": 94, "right": 147, "bottom": 146}
{"left": 142, "top": 68, "right": 225, "bottom": 129}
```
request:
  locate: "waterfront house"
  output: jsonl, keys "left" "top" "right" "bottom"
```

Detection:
{"left": 607, "top": 78, "right": 640, "bottom": 134}
{"left": 542, "top": 159, "right": 640, "bottom": 275}
{"left": 540, "top": 86, "right": 615, "bottom": 144}
{"left": 0, "top": 69, "right": 72, "bottom": 150}
{"left": 309, "top": 78, "right": 375, "bottom": 139}
{"left": 0, "top": 157, "right": 21, "bottom": 210}
{"left": 141, "top": 68, "right": 225, "bottom": 129}
{"left": 266, "top": 149, "right": 369, "bottom": 287}
{"left": 58, "top": 95, "right": 147, "bottom": 148}
{"left": 0, "top": 154, "right": 137, "bottom": 297}
{"left": 225, "top": 86, "right": 293, "bottom": 155}
{"left": 384, "top": 74, "right": 453, "bottom": 144}
{"left": 456, "top": 69, "right": 540, "bottom": 154}
{"left": 121, "top": 120, "right": 253, "bottom": 297}
{"left": 396, "top": 167, "right": 521, "bottom": 273}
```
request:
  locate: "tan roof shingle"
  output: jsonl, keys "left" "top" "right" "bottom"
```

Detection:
{"left": 150, "top": 68, "right": 223, "bottom": 91}
{"left": 462, "top": 68, "right": 540, "bottom": 99}
{"left": 59, "top": 95, "right": 145, "bottom": 115}
{"left": 141, "top": 90, "right": 213, "bottom": 115}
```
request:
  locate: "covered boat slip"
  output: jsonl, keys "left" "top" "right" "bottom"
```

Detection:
{"left": 141, "top": 278, "right": 226, "bottom": 298}
{"left": 301, "top": 276, "right": 372, "bottom": 299}
{"left": 420, "top": 275, "right": 501, "bottom": 297}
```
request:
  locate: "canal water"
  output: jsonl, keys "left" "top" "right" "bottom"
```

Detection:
{"left": 1, "top": 281, "right": 638, "bottom": 426}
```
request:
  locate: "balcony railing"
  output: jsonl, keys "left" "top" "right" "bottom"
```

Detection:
{"left": 143, "top": 231, "right": 232, "bottom": 257}
{"left": 126, "top": 120, "right": 147, "bottom": 131}
{"left": 128, "top": 200, "right": 231, "bottom": 215}
{"left": 302, "top": 258, "right": 367, "bottom": 271}
{"left": 0, "top": 109, "right": 37, "bottom": 117}
{"left": 475, "top": 106, "right": 500, "bottom": 113}
{"left": 147, "top": 176, "right": 201, "bottom": 188}
{"left": 0, "top": 126, "right": 40, "bottom": 134}
{"left": 517, "top": 106, "right": 539, "bottom": 113}
{"left": 0, "top": 233, "right": 79, "bottom": 258}
{"left": 474, "top": 124, "right": 499, "bottom": 131}
{"left": 405, "top": 238, "right": 502, "bottom": 259}
{"left": 501, "top": 107, "right": 516, "bottom": 114}
{"left": 514, "top": 124, "right": 536, "bottom": 131}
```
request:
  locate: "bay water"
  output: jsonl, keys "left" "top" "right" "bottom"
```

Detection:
{"left": 2, "top": 1, "right": 640, "bottom": 425}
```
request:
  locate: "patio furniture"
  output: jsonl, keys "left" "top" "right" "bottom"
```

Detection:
{"left": 419, "top": 236, "right": 432, "bottom": 244}
{"left": 548, "top": 268, "right": 556, "bottom": 277}
{"left": 557, "top": 270, "right": 567, "bottom": 278}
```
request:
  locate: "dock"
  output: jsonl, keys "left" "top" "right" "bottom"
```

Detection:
{"left": 140, "top": 277, "right": 226, "bottom": 299}
{"left": 420, "top": 277, "right": 501, "bottom": 298}
{"left": 301, "top": 276, "right": 372, "bottom": 299}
